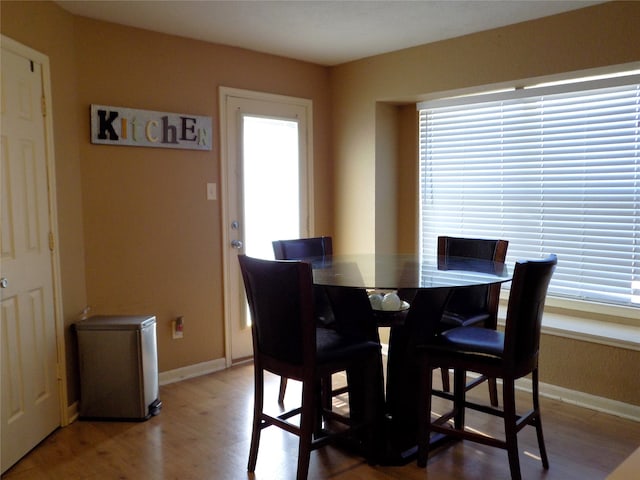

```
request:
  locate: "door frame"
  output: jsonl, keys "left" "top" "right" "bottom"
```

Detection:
{"left": 1, "top": 35, "right": 68, "bottom": 425}
{"left": 219, "top": 87, "right": 314, "bottom": 367}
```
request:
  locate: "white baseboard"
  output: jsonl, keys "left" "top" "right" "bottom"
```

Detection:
{"left": 516, "top": 376, "right": 640, "bottom": 422}
{"left": 67, "top": 401, "right": 79, "bottom": 425}
{"left": 72, "top": 351, "right": 632, "bottom": 423}
{"left": 159, "top": 358, "right": 227, "bottom": 386}
{"left": 63, "top": 358, "right": 227, "bottom": 426}
{"left": 385, "top": 345, "right": 639, "bottom": 422}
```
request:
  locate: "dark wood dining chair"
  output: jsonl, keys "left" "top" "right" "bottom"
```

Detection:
{"left": 272, "top": 236, "right": 335, "bottom": 404}
{"left": 238, "top": 255, "right": 384, "bottom": 480}
{"left": 438, "top": 235, "right": 509, "bottom": 406}
{"left": 417, "top": 254, "right": 557, "bottom": 480}
{"left": 272, "top": 235, "right": 333, "bottom": 261}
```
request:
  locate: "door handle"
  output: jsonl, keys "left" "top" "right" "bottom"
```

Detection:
{"left": 231, "top": 240, "right": 243, "bottom": 249}
{"left": 0, "top": 277, "right": 7, "bottom": 288}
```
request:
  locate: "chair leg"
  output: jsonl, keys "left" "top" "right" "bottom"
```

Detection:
{"left": 532, "top": 368, "right": 550, "bottom": 469}
{"left": 314, "top": 379, "right": 324, "bottom": 436}
{"left": 488, "top": 377, "right": 499, "bottom": 407}
{"left": 440, "top": 367, "right": 450, "bottom": 392}
{"left": 321, "top": 374, "right": 332, "bottom": 410}
{"left": 453, "top": 368, "right": 466, "bottom": 430}
{"left": 417, "top": 360, "right": 434, "bottom": 468}
{"left": 502, "top": 377, "right": 522, "bottom": 480}
{"left": 248, "top": 367, "right": 264, "bottom": 472}
{"left": 278, "top": 376, "right": 288, "bottom": 404}
{"left": 297, "top": 380, "right": 316, "bottom": 480}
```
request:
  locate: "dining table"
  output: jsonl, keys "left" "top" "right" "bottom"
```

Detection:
{"left": 307, "top": 253, "right": 512, "bottom": 465}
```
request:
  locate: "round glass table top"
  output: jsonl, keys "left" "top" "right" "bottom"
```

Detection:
{"left": 308, "top": 253, "right": 511, "bottom": 290}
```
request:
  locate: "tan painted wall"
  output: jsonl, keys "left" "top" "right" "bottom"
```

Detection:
{"left": 2, "top": 0, "right": 333, "bottom": 405}
{"left": 330, "top": 1, "right": 640, "bottom": 405}
{"left": 72, "top": 17, "right": 332, "bottom": 377}
{"left": 374, "top": 102, "right": 398, "bottom": 254}
{"left": 540, "top": 336, "right": 639, "bottom": 405}
{"left": 396, "top": 105, "right": 419, "bottom": 254}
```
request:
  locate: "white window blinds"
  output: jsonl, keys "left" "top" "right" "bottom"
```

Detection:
{"left": 418, "top": 75, "right": 640, "bottom": 307}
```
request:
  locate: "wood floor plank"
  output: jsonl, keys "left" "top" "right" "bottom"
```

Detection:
{"left": 2, "top": 364, "right": 638, "bottom": 479}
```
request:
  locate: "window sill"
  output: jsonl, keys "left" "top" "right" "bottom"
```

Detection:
{"left": 539, "top": 312, "right": 640, "bottom": 351}
{"left": 498, "top": 305, "right": 640, "bottom": 352}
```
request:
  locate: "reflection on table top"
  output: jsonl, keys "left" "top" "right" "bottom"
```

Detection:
{"left": 308, "top": 254, "right": 511, "bottom": 290}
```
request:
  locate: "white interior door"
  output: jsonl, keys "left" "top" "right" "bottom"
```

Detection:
{"left": 1, "top": 40, "right": 62, "bottom": 473}
{"left": 220, "top": 88, "right": 313, "bottom": 363}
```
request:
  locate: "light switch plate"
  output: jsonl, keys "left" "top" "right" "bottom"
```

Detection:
{"left": 207, "top": 183, "right": 217, "bottom": 200}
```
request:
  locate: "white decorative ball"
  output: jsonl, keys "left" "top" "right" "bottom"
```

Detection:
{"left": 368, "top": 293, "right": 383, "bottom": 310}
{"left": 381, "top": 292, "right": 402, "bottom": 311}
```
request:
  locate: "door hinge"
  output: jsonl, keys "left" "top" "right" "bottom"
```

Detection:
{"left": 41, "top": 95, "right": 47, "bottom": 117}
{"left": 49, "top": 231, "right": 55, "bottom": 251}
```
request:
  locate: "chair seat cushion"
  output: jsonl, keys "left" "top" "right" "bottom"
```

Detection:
{"left": 316, "top": 327, "right": 380, "bottom": 364}
{"left": 440, "top": 311, "right": 490, "bottom": 328}
{"left": 438, "top": 326, "right": 505, "bottom": 357}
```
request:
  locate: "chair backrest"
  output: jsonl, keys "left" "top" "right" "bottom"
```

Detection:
{"left": 438, "top": 236, "right": 508, "bottom": 264}
{"left": 272, "top": 236, "right": 333, "bottom": 260}
{"left": 273, "top": 236, "right": 335, "bottom": 327}
{"left": 438, "top": 236, "right": 509, "bottom": 319}
{"left": 504, "top": 254, "right": 557, "bottom": 371}
{"left": 238, "top": 255, "right": 316, "bottom": 367}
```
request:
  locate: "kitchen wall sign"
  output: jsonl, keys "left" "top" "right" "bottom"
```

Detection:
{"left": 90, "top": 104, "right": 212, "bottom": 151}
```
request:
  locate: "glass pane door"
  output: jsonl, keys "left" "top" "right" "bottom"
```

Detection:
{"left": 242, "top": 115, "right": 300, "bottom": 259}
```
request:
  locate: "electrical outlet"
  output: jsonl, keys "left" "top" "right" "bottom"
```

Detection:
{"left": 172, "top": 317, "right": 184, "bottom": 339}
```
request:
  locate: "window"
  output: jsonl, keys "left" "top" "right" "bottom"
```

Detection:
{"left": 418, "top": 72, "right": 640, "bottom": 309}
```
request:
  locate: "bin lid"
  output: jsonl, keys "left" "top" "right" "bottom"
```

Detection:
{"left": 75, "top": 315, "right": 156, "bottom": 331}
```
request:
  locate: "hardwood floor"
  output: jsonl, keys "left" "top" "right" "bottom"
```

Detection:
{"left": 3, "top": 363, "right": 639, "bottom": 479}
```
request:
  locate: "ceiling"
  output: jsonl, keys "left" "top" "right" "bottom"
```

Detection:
{"left": 55, "top": 0, "right": 603, "bottom": 66}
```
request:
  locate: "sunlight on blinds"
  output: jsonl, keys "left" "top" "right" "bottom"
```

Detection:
{"left": 419, "top": 75, "right": 640, "bottom": 307}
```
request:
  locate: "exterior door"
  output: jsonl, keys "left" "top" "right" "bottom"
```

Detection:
{"left": 1, "top": 37, "right": 63, "bottom": 473}
{"left": 220, "top": 87, "right": 313, "bottom": 363}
